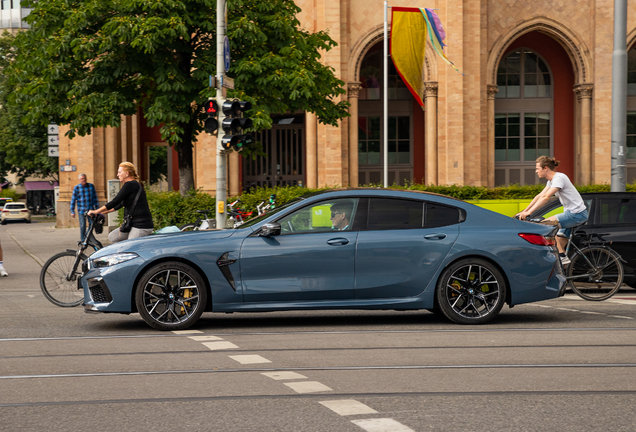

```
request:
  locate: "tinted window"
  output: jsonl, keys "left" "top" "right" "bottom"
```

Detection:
{"left": 4, "top": 204, "right": 24, "bottom": 210}
{"left": 426, "top": 203, "right": 460, "bottom": 228}
{"left": 598, "top": 198, "right": 636, "bottom": 224}
{"left": 277, "top": 198, "right": 360, "bottom": 234}
{"left": 367, "top": 198, "right": 423, "bottom": 230}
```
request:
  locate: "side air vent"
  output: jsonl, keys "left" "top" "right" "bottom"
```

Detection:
{"left": 216, "top": 252, "right": 237, "bottom": 291}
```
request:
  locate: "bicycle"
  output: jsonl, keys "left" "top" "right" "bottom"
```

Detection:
{"left": 227, "top": 199, "right": 253, "bottom": 228}
{"left": 560, "top": 224, "right": 625, "bottom": 301}
{"left": 179, "top": 209, "right": 215, "bottom": 231}
{"left": 40, "top": 214, "right": 104, "bottom": 307}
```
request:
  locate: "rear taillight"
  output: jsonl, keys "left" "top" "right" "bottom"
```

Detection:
{"left": 21, "top": 209, "right": 29, "bottom": 212}
{"left": 1, "top": 210, "right": 8, "bottom": 213}
{"left": 519, "top": 233, "right": 555, "bottom": 246}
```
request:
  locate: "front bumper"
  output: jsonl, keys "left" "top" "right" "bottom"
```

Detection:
{"left": 82, "top": 257, "right": 145, "bottom": 313}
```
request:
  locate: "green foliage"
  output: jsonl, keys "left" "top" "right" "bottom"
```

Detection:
{"left": 9, "top": 0, "right": 349, "bottom": 193}
{"left": 146, "top": 188, "right": 217, "bottom": 228}
{"left": 0, "top": 32, "right": 58, "bottom": 183}
{"left": 0, "top": 188, "right": 22, "bottom": 200}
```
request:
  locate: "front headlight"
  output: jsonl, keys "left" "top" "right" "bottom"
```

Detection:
{"left": 91, "top": 252, "right": 140, "bottom": 268}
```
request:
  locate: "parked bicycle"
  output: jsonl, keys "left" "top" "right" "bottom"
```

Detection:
{"left": 40, "top": 214, "right": 104, "bottom": 307}
{"left": 179, "top": 209, "right": 215, "bottom": 231}
{"left": 525, "top": 217, "right": 624, "bottom": 301}
{"left": 227, "top": 199, "right": 253, "bottom": 228}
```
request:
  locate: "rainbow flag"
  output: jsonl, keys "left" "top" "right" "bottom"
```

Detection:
{"left": 390, "top": 7, "right": 460, "bottom": 106}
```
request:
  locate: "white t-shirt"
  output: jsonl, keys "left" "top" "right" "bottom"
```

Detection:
{"left": 547, "top": 172, "right": 586, "bottom": 214}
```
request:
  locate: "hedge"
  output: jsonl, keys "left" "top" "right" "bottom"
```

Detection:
{"left": 144, "top": 183, "right": 636, "bottom": 229}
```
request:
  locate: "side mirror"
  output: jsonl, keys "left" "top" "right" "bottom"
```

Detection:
{"left": 260, "top": 223, "right": 281, "bottom": 237}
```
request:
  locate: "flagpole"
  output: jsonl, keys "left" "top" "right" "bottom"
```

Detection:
{"left": 383, "top": 0, "right": 388, "bottom": 188}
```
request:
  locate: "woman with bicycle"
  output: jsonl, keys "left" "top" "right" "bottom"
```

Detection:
{"left": 516, "top": 156, "right": 588, "bottom": 265}
{"left": 88, "top": 162, "right": 153, "bottom": 243}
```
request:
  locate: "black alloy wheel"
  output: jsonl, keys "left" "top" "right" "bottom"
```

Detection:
{"left": 136, "top": 262, "right": 207, "bottom": 330}
{"left": 436, "top": 258, "right": 506, "bottom": 324}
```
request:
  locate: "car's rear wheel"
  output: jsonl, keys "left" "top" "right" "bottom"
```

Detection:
{"left": 135, "top": 262, "right": 207, "bottom": 330}
{"left": 436, "top": 258, "right": 506, "bottom": 324}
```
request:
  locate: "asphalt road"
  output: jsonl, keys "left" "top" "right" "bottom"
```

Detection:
{"left": 1, "top": 221, "right": 636, "bottom": 431}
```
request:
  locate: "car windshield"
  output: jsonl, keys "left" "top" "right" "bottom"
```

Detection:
{"left": 236, "top": 198, "right": 303, "bottom": 229}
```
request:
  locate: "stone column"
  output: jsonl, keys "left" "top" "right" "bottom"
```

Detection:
{"left": 424, "top": 82, "right": 439, "bottom": 185}
{"left": 487, "top": 85, "right": 499, "bottom": 187}
{"left": 305, "top": 112, "right": 317, "bottom": 188}
{"left": 574, "top": 84, "right": 593, "bottom": 185}
{"left": 348, "top": 82, "right": 362, "bottom": 187}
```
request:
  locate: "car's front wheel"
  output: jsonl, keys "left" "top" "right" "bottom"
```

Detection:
{"left": 436, "top": 258, "right": 506, "bottom": 324}
{"left": 135, "top": 262, "right": 207, "bottom": 330}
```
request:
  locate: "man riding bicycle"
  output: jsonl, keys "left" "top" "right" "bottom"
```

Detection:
{"left": 516, "top": 156, "right": 588, "bottom": 265}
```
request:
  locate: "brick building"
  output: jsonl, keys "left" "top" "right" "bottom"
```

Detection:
{"left": 44, "top": 0, "right": 636, "bottom": 227}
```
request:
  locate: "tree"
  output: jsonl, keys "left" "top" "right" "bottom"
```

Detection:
{"left": 0, "top": 32, "right": 58, "bottom": 184}
{"left": 9, "top": 0, "right": 349, "bottom": 195}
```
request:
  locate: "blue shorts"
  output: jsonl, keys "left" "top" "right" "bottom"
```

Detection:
{"left": 556, "top": 209, "right": 588, "bottom": 237}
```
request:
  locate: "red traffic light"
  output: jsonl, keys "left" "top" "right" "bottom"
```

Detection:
{"left": 204, "top": 100, "right": 218, "bottom": 114}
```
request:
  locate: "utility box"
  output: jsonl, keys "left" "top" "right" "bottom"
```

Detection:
{"left": 107, "top": 179, "right": 120, "bottom": 228}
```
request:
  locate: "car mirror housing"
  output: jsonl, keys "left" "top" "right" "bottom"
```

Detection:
{"left": 260, "top": 223, "right": 281, "bottom": 237}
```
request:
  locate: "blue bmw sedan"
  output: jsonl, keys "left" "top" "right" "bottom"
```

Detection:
{"left": 81, "top": 189, "right": 566, "bottom": 330}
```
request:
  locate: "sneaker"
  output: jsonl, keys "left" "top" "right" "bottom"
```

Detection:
{"left": 0, "top": 268, "right": 7, "bottom": 277}
{"left": 560, "top": 255, "right": 571, "bottom": 266}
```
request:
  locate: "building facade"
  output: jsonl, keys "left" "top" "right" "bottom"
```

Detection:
{"left": 53, "top": 0, "right": 636, "bottom": 228}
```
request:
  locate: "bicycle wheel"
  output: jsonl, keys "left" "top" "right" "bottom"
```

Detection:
{"left": 40, "top": 251, "right": 87, "bottom": 307}
{"left": 567, "top": 247, "right": 623, "bottom": 301}
{"left": 179, "top": 223, "right": 198, "bottom": 231}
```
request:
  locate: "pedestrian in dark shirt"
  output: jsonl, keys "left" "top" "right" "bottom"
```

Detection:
{"left": 88, "top": 162, "right": 153, "bottom": 243}
{"left": 70, "top": 173, "right": 99, "bottom": 241}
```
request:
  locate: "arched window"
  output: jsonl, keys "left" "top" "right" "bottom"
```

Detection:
{"left": 495, "top": 49, "right": 553, "bottom": 186}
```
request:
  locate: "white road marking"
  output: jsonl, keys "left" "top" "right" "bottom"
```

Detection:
{"left": 172, "top": 330, "right": 203, "bottom": 334}
{"left": 609, "top": 315, "right": 633, "bottom": 319}
{"left": 319, "top": 400, "right": 378, "bottom": 416}
{"left": 261, "top": 371, "right": 307, "bottom": 380}
{"left": 27, "top": 295, "right": 35, "bottom": 298}
{"left": 608, "top": 300, "right": 636, "bottom": 305}
{"left": 229, "top": 355, "right": 271, "bottom": 364}
{"left": 351, "top": 418, "right": 414, "bottom": 432}
{"left": 580, "top": 311, "right": 605, "bottom": 315}
{"left": 201, "top": 341, "right": 239, "bottom": 350}
{"left": 284, "top": 381, "right": 333, "bottom": 393}
{"left": 555, "top": 308, "right": 579, "bottom": 311}
{"left": 187, "top": 335, "right": 224, "bottom": 341}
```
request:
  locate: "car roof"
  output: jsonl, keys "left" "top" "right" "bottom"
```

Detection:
{"left": 303, "top": 188, "right": 466, "bottom": 203}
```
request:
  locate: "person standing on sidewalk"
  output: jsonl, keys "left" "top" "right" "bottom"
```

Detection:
{"left": 70, "top": 173, "right": 99, "bottom": 242}
{"left": 0, "top": 237, "right": 7, "bottom": 276}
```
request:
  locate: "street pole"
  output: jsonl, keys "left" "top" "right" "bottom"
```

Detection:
{"left": 383, "top": 0, "right": 388, "bottom": 188}
{"left": 215, "top": 0, "right": 227, "bottom": 229}
{"left": 611, "top": 0, "right": 627, "bottom": 192}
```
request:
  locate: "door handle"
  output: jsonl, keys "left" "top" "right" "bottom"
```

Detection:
{"left": 327, "top": 238, "right": 350, "bottom": 245}
{"left": 424, "top": 233, "right": 446, "bottom": 240}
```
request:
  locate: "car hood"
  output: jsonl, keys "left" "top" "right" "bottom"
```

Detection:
{"left": 90, "top": 229, "right": 237, "bottom": 259}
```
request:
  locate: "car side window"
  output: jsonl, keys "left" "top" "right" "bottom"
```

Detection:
{"left": 277, "top": 198, "right": 359, "bottom": 234}
{"left": 599, "top": 198, "right": 636, "bottom": 225}
{"left": 426, "top": 203, "right": 461, "bottom": 228}
{"left": 367, "top": 198, "right": 423, "bottom": 230}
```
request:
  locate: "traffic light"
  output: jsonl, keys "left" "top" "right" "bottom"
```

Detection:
{"left": 203, "top": 99, "right": 219, "bottom": 134}
{"left": 221, "top": 100, "right": 253, "bottom": 151}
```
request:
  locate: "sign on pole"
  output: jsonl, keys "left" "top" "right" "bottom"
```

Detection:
{"left": 224, "top": 36, "right": 231, "bottom": 73}
{"left": 47, "top": 123, "right": 59, "bottom": 158}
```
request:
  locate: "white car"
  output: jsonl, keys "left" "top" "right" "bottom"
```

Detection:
{"left": 1, "top": 202, "right": 32, "bottom": 224}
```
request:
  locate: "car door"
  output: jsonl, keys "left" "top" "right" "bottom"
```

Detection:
{"left": 583, "top": 196, "right": 636, "bottom": 281}
{"left": 354, "top": 197, "right": 460, "bottom": 299}
{"left": 239, "top": 198, "right": 360, "bottom": 302}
